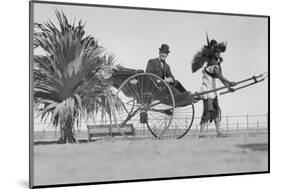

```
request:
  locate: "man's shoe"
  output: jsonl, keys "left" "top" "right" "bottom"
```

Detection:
{"left": 163, "top": 109, "right": 173, "bottom": 115}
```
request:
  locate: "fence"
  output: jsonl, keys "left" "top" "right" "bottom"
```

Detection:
{"left": 33, "top": 113, "right": 268, "bottom": 141}
{"left": 191, "top": 114, "right": 268, "bottom": 134}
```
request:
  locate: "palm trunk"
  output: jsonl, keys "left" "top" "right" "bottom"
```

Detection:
{"left": 58, "top": 117, "right": 77, "bottom": 144}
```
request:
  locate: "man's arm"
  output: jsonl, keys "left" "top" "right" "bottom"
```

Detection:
{"left": 213, "top": 67, "right": 236, "bottom": 86}
{"left": 145, "top": 60, "right": 153, "bottom": 73}
{"left": 166, "top": 64, "right": 175, "bottom": 81}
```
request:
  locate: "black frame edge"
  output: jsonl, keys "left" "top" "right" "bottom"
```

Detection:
{"left": 29, "top": 0, "right": 35, "bottom": 188}
{"left": 33, "top": 0, "right": 270, "bottom": 18}
{"left": 32, "top": 171, "right": 270, "bottom": 188}
{"left": 267, "top": 16, "right": 270, "bottom": 173}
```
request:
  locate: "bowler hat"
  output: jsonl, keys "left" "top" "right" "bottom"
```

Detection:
{"left": 159, "top": 44, "right": 170, "bottom": 53}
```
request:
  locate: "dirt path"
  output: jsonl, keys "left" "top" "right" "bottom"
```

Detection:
{"left": 33, "top": 133, "right": 268, "bottom": 186}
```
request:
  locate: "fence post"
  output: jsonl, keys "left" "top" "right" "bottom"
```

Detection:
{"left": 237, "top": 121, "right": 239, "bottom": 131}
{"left": 267, "top": 113, "right": 268, "bottom": 129}
{"left": 54, "top": 128, "right": 57, "bottom": 139}
{"left": 226, "top": 116, "right": 229, "bottom": 132}
{"left": 257, "top": 120, "right": 259, "bottom": 130}
{"left": 246, "top": 114, "right": 249, "bottom": 131}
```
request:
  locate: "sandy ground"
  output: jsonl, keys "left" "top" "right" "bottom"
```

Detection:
{"left": 33, "top": 133, "right": 268, "bottom": 186}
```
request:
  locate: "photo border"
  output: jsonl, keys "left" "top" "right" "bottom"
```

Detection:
{"left": 29, "top": 0, "right": 270, "bottom": 188}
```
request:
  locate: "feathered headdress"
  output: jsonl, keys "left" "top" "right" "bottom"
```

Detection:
{"left": 191, "top": 32, "right": 211, "bottom": 73}
{"left": 191, "top": 47, "right": 209, "bottom": 73}
{"left": 191, "top": 33, "right": 227, "bottom": 73}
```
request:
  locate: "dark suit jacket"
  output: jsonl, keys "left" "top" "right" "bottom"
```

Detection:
{"left": 145, "top": 58, "right": 187, "bottom": 94}
{"left": 145, "top": 58, "right": 175, "bottom": 80}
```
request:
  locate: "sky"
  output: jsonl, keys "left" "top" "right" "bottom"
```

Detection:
{"left": 33, "top": 2, "right": 268, "bottom": 127}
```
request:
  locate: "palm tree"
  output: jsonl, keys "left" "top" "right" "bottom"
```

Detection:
{"left": 33, "top": 10, "right": 119, "bottom": 143}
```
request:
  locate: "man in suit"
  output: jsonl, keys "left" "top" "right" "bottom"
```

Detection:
{"left": 146, "top": 44, "right": 186, "bottom": 93}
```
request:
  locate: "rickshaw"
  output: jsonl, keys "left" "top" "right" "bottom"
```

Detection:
{"left": 97, "top": 65, "right": 268, "bottom": 139}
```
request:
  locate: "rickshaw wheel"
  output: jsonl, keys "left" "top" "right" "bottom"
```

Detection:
{"left": 114, "top": 73, "right": 175, "bottom": 139}
{"left": 168, "top": 103, "right": 195, "bottom": 139}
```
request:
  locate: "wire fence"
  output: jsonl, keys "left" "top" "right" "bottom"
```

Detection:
{"left": 33, "top": 113, "right": 268, "bottom": 141}
{"left": 191, "top": 113, "right": 268, "bottom": 133}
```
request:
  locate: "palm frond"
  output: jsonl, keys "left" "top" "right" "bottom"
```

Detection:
{"left": 34, "top": 10, "right": 122, "bottom": 130}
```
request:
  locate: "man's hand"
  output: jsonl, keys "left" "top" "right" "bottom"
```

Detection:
{"left": 165, "top": 77, "right": 173, "bottom": 83}
{"left": 228, "top": 87, "right": 235, "bottom": 92}
{"left": 228, "top": 81, "right": 236, "bottom": 86}
{"left": 192, "top": 92, "right": 201, "bottom": 102}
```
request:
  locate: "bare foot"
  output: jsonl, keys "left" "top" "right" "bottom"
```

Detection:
{"left": 198, "top": 135, "right": 207, "bottom": 138}
{"left": 217, "top": 132, "right": 227, "bottom": 138}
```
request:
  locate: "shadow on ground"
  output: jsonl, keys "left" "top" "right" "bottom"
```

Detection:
{"left": 237, "top": 143, "right": 268, "bottom": 151}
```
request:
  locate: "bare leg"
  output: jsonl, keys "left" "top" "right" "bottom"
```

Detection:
{"left": 199, "top": 122, "right": 207, "bottom": 137}
{"left": 214, "top": 118, "right": 225, "bottom": 138}
{"left": 214, "top": 118, "right": 221, "bottom": 134}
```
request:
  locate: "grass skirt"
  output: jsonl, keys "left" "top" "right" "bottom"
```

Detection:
{"left": 200, "top": 97, "right": 220, "bottom": 124}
